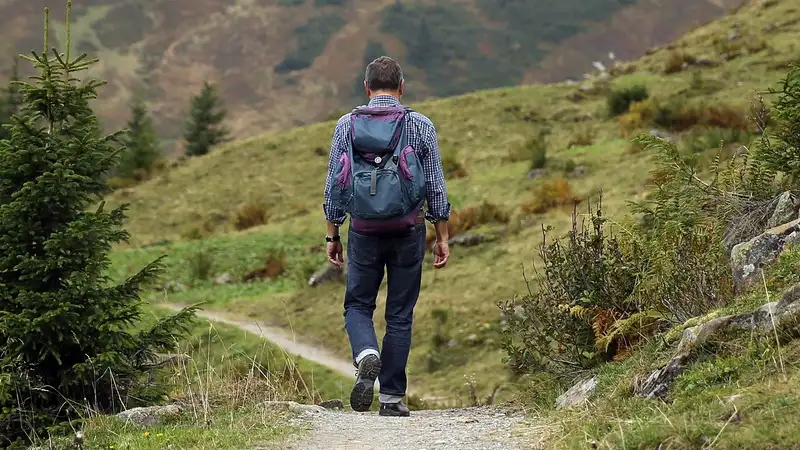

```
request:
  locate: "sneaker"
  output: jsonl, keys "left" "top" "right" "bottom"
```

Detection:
{"left": 379, "top": 401, "right": 410, "bottom": 417}
{"left": 349, "top": 354, "right": 381, "bottom": 412}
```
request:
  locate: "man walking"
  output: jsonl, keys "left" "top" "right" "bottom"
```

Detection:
{"left": 322, "top": 56, "right": 451, "bottom": 417}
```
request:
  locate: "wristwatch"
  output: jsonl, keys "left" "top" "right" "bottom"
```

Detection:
{"left": 325, "top": 235, "right": 341, "bottom": 243}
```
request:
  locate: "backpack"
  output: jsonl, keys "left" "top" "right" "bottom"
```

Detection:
{"left": 330, "top": 105, "right": 426, "bottom": 233}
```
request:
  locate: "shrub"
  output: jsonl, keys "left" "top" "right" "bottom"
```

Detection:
{"left": 187, "top": 248, "right": 215, "bottom": 282}
{"left": 500, "top": 60, "right": 800, "bottom": 379}
{"left": 520, "top": 177, "right": 582, "bottom": 214}
{"left": 618, "top": 99, "right": 659, "bottom": 137}
{"left": 500, "top": 199, "right": 646, "bottom": 375}
{"left": 663, "top": 50, "right": 690, "bottom": 74}
{"left": 233, "top": 202, "right": 270, "bottom": 231}
{"left": 508, "top": 128, "right": 549, "bottom": 167}
{"left": 606, "top": 84, "right": 649, "bottom": 116}
{"left": 650, "top": 100, "right": 750, "bottom": 133}
{"left": 567, "top": 127, "right": 595, "bottom": 148}
{"left": 0, "top": 6, "right": 196, "bottom": 446}
{"left": 243, "top": 253, "right": 287, "bottom": 282}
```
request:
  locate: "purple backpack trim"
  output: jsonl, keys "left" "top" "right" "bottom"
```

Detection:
{"left": 336, "top": 153, "right": 351, "bottom": 189}
{"left": 350, "top": 205, "right": 423, "bottom": 234}
{"left": 399, "top": 146, "right": 414, "bottom": 180}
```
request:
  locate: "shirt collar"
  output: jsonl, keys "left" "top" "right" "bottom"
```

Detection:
{"left": 367, "top": 95, "right": 401, "bottom": 108}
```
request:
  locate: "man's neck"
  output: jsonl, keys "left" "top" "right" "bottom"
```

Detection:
{"left": 369, "top": 90, "right": 400, "bottom": 100}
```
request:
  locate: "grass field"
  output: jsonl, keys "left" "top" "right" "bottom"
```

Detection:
{"left": 104, "top": 0, "right": 800, "bottom": 406}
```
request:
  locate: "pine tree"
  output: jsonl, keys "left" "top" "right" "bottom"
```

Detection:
{"left": 118, "top": 96, "right": 161, "bottom": 180}
{"left": 0, "top": 58, "right": 21, "bottom": 141}
{"left": 0, "top": 3, "right": 197, "bottom": 445}
{"left": 183, "top": 81, "right": 230, "bottom": 157}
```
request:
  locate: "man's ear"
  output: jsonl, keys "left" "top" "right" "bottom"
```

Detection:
{"left": 364, "top": 80, "right": 370, "bottom": 97}
{"left": 398, "top": 79, "right": 404, "bottom": 97}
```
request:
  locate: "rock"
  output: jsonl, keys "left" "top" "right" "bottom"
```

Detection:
{"left": 634, "top": 354, "right": 691, "bottom": 400}
{"left": 766, "top": 192, "right": 797, "bottom": 228}
{"left": 731, "top": 218, "right": 800, "bottom": 292}
{"left": 636, "top": 283, "right": 800, "bottom": 399}
{"left": 721, "top": 51, "right": 743, "bottom": 61}
{"left": 527, "top": 168, "right": 547, "bottom": 180}
{"left": 308, "top": 263, "right": 346, "bottom": 287}
{"left": 649, "top": 129, "right": 675, "bottom": 142}
{"left": 447, "top": 339, "right": 459, "bottom": 347}
{"left": 117, "top": 404, "right": 182, "bottom": 427}
{"left": 319, "top": 399, "right": 345, "bottom": 410}
{"left": 567, "top": 92, "right": 586, "bottom": 103}
{"left": 261, "top": 400, "right": 326, "bottom": 414}
{"left": 555, "top": 376, "right": 597, "bottom": 409}
{"left": 214, "top": 272, "right": 233, "bottom": 285}
{"left": 163, "top": 280, "right": 187, "bottom": 293}
{"left": 693, "top": 56, "right": 718, "bottom": 67}
{"left": 449, "top": 233, "right": 488, "bottom": 248}
{"left": 568, "top": 165, "right": 589, "bottom": 178}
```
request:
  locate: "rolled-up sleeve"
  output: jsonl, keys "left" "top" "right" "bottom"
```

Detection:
{"left": 418, "top": 119, "right": 451, "bottom": 223}
{"left": 322, "top": 116, "right": 350, "bottom": 226}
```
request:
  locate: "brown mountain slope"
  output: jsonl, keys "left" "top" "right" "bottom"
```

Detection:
{"left": 0, "top": 0, "right": 742, "bottom": 150}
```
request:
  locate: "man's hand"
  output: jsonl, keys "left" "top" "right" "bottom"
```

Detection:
{"left": 327, "top": 241, "right": 344, "bottom": 267}
{"left": 432, "top": 240, "right": 449, "bottom": 269}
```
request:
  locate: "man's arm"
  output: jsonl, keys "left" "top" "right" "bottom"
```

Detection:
{"left": 418, "top": 117, "right": 451, "bottom": 268}
{"left": 322, "top": 117, "right": 349, "bottom": 234}
{"left": 419, "top": 118, "right": 451, "bottom": 228}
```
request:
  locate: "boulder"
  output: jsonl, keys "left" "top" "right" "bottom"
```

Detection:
{"left": 308, "top": 263, "right": 346, "bottom": 287}
{"left": 448, "top": 233, "right": 489, "bottom": 248}
{"left": 214, "top": 272, "right": 233, "bottom": 285}
{"left": 634, "top": 354, "right": 691, "bottom": 400}
{"left": 117, "top": 404, "right": 182, "bottom": 427}
{"left": 730, "top": 218, "right": 800, "bottom": 293}
{"left": 634, "top": 283, "right": 800, "bottom": 400}
{"left": 527, "top": 168, "right": 547, "bottom": 180}
{"left": 555, "top": 376, "right": 597, "bottom": 409}
{"left": 163, "top": 280, "right": 187, "bottom": 293}
{"left": 766, "top": 192, "right": 797, "bottom": 228}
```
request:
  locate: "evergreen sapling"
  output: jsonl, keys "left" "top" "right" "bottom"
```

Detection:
{"left": 0, "top": 3, "right": 197, "bottom": 446}
{"left": 183, "top": 81, "right": 230, "bottom": 157}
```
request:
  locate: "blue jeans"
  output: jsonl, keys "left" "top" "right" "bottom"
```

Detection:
{"left": 343, "top": 223, "right": 426, "bottom": 399}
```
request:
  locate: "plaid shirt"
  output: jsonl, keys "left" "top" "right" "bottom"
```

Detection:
{"left": 322, "top": 95, "right": 451, "bottom": 226}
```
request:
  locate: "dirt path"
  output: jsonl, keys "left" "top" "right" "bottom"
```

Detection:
{"left": 165, "top": 305, "right": 540, "bottom": 449}
{"left": 283, "top": 407, "right": 531, "bottom": 450}
{"left": 162, "top": 304, "right": 357, "bottom": 380}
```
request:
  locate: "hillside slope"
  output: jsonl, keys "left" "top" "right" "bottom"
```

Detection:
{"left": 0, "top": 0, "right": 742, "bottom": 147}
{"left": 105, "top": 0, "right": 800, "bottom": 404}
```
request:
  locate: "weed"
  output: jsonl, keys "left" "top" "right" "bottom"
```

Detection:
{"left": 243, "top": 253, "right": 287, "bottom": 282}
{"left": 607, "top": 84, "right": 649, "bottom": 117}
{"left": 233, "top": 203, "right": 270, "bottom": 231}
{"left": 567, "top": 127, "right": 595, "bottom": 148}
{"left": 663, "top": 50, "right": 690, "bottom": 74}
{"left": 187, "top": 248, "right": 216, "bottom": 282}
{"left": 520, "top": 177, "right": 582, "bottom": 215}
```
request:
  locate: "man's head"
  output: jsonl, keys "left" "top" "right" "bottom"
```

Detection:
{"left": 363, "top": 56, "right": 404, "bottom": 99}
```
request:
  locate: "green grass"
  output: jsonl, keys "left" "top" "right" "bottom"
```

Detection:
{"left": 103, "top": 0, "right": 800, "bottom": 407}
{"left": 65, "top": 406, "right": 298, "bottom": 450}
